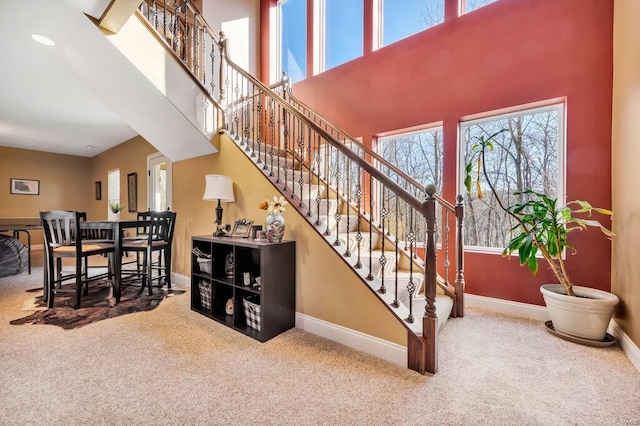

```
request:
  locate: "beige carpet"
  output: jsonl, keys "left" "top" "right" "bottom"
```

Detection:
{"left": 1, "top": 265, "right": 639, "bottom": 425}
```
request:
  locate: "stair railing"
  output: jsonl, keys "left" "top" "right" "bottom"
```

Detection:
{"left": 136, "top": 0, "right": 465, "bottom": 374}
{"left": 278, "top": 74, "right": 465, "bottom": 316}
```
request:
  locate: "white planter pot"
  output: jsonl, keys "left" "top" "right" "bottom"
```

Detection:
{"left": 108, "top": 212, "right": 121, "bottom": 222}
{"left": 540, "top": 284, "right": 619, "bottom": 341}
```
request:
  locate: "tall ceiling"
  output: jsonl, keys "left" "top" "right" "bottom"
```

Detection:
{"left": 0, "top": 0, "right": 138, "bottom": 157}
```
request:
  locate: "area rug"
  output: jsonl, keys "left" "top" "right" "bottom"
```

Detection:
{"left": 10, "top": 281, "right": 185, "bottom": 330}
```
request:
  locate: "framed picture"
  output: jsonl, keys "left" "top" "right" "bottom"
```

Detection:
{"left": 95, "top": 181, "right": 102, "bottom": 200}
{"left": 127, "top": 173, "right": 137, "bottom": 212}
{"left": 10, "top": 178, "right": 39, "bottom": 195}
{"left": 231, "top": 218, "right": 254, "bottom": 238}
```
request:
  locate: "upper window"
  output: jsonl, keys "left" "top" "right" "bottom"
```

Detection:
{"left": 463, "top": 0, "right": 498, "bottom": 14}
{"left": 382, "top": 0, "right": 443, "bottom": 47}
{"left": 278, "top": 0, "right": 307, "bottom": 83}
{"left": 459, "top": 103, "right": 565, "bottom": 252}
{"left": 322, "top": 0, "right": 363, "bottom": 71}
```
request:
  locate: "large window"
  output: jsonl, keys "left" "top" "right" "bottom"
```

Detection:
{"left": 322, "top": 0, "right": 363, "bottom": 71}
{"left": 459, "top": 103, "right": 565, "bottom": 252}
{"left": 382, "top": 0, "right": 443, "bottom": 47}
{"left": 378, "top": 127, "right": 443, "bottom": 194}
{"left": 278, "top": 0, "right": 307, "bottom": 83}
{"left": 378, "top": 127, "right": 444, "bottom": 243}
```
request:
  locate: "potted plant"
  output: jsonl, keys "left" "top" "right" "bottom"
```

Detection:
{"left": 108, "top": 202, "right": 125, "bottom": 221}
{"left": 465, "top": 130, "right": 618, "bottom": 342}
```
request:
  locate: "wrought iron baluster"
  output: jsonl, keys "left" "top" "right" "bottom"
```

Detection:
{"left": 332, "top": 151, "right": 342, "bottom": 247}
{"left": 378, "top": 186, "right": 387, "bottom": 294}
{"left": 391, "top": 196, "right": 400, "bottom": 308}
{"left": 366, "top": 174, "right": 374, "bottom": 281}
{"left": 405, "top": 208, "right": 416, "bottom": 323}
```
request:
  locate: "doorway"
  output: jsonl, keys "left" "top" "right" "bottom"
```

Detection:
{"left": 147, "top": 153, "right": 172, "bottom": 212}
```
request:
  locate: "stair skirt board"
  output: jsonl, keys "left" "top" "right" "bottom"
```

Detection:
{"left": 230, "top": 132, "right": 456, "bottom": 336}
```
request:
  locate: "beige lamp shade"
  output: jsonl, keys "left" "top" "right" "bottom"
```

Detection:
{"left": 203, "top": 175, "right": 235, "bottom": 202}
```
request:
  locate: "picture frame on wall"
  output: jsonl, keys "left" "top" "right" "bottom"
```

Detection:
{"left": 95, "top": 181, "right": 102, "bottom": 200}
{"left": 127, "top": 172, "right": 137, "bottom": 212}
{"left": 10, "top": 178, "right": 39, "bottom": 195}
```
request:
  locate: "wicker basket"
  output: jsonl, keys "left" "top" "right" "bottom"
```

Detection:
{"left": 198, "top": 281, "right": 213, "bottom": 310}
{"left": 243, "top": 295, "right": 261, "bottom": 332}
{"left": 197, "top": 257, "right": 212, "bottom": 275}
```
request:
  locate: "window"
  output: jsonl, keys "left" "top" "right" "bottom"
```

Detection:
{"left": 322, "top": 0, "right": 363, "bottom": 71}
{"left": 378, "top": 127, "right": 443, "bottom": 194}
{"left": 382, "top": 0, "right": 443, "bottom": 47}
{"left": 459, "top": 103, "right": 565, "bottom": 252}
{"left": 278, "top": 0, "right": 307, "bottom": 83}
{"left": 463, "top": 0, "right": 498, "bottom": 14}
{"left": 108, "top": 169, "right": 120, "bottom": 212}
{"left": 378, "top": 127, "right": 444, "bottom": 243}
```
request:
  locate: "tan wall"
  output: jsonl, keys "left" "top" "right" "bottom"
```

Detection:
{"left": 0, "top": 146, "right": 92, "bottom": 246}
{"left": 88, "top": 135, "right": 157, "bottom": 221}
{"left": 612, "top": 0, "right": 640, "bottom": 346}
{"left": 172, "top": 133, "right": 406, "bottom": 345}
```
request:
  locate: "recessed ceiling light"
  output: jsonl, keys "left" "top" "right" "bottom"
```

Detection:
{"left": 31, "top": 34, "right": 55, "bottom": 46}
{"left": 86, "top": 145, "right": 95, "bottom": 149}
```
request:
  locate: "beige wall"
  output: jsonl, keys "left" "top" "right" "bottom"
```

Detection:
{"left": 612, "top": 0, "right": 640, "bottom": 346}
{"left": 0, "top": 146, "right": 91, "bottom": 246}
{"left": 172, "top": 133, "right": 406, "bottom": 345}
{"left": 88, "top": 135, "right": 157, "bottom": 221}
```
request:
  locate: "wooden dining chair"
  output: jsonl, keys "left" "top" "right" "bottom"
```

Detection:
{"left": 121, "top": 210, "right": 176, "bottom": 295}
{"left": 40, "top": 210, "right": 115, "bottom": 309}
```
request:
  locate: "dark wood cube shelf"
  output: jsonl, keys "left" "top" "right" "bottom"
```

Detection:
{"left": 191, "top": 236, "right": 295, "bottom": 342}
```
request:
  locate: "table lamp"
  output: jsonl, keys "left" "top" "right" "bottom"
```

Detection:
{"left": 203, "top": 174, "right": 235, "bottom": 236}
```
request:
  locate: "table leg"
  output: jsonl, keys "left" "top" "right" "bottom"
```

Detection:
{"left": 114, "top": 225, "right": 122, "bottom": 303}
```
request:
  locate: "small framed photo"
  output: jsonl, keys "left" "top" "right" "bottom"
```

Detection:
{"left": 231, "top": 218, "right": 253, "bottom": 238}
{"left": 10, "top": 178, "right": 40, "bottom": 195}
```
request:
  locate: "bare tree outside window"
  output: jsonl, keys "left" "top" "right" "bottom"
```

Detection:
{"left": 379, "top": 128, "right": 444, "bottom": 244}
{"left": 460, "top": 105, "right": 563, "bottom": 250}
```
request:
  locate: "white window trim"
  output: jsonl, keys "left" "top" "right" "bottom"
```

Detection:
{"left": 457, "top": 101, "right": 566, "bottom": 254}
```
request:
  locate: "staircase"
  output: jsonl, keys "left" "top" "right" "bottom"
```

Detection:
{"left": 131, "top": 0, "right": 466, "bottom": 374}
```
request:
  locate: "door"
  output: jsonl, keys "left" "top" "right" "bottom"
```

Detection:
{"left": 147, "top": 153, "right": 172, "bottom": 212}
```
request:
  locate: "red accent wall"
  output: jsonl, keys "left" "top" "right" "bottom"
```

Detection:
{"left": 263, "top": 0, "right": 614, "bottom": 305}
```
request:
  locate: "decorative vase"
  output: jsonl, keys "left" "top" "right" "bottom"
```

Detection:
{"left": 540, "top": 284, "right": 619, "bottom": 341}
{"left": 108, "top": 211, "right": 121, "bottom": 221}
{"left": 265, "top": 212, "right": 285, "bottom": 243}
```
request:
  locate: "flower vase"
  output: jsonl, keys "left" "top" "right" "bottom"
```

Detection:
{"left": 265, "top": 212, "right": 285, "bottom": 243}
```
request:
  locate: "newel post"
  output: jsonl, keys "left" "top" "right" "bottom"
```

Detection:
{"left": 423, "top": 183, "right": 438, "bottom": 374}
{"left": 454, "top": 194, "right": 465, "bottom": 318}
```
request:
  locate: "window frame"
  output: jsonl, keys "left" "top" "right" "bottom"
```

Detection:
{"left": 457, "top": 101, "right": 566, "bottom": 254}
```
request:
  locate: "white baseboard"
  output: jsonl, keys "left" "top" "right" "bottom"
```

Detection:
{"left": 172, "top": 272, "right": 190, "bottom": 288}
{"left": 610, "top": 321, "right": 640, "bottom": 373}
{"left": 177, "top": 277, "right": 639, "bottom": 374}
{"left": 465, "top": 293, "right": 550, "bottom": 321}
{"left": 295, "top": 313, "right": 407, "bottom": 367}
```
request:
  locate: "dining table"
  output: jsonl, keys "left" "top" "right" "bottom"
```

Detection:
{"left": 80, "top": 219, "right": 150, "bottom": 304}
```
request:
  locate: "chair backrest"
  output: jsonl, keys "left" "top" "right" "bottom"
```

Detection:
{"left": 148, "top": 211, "right": 177, "bottom": 244}
{"left": 135, "top": 211, "right": 152, "bottom": 237}
{"left": 40, "top": 210, "right": 82, "bottom": 255}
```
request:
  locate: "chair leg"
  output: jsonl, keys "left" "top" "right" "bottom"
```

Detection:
{"left": 46, "top": 256, "right": 55, "bottom": 308}
{"left": 146, "top": 247, "right": 153, "bottom": 296}
{"left": 164, "top": 248, "right": 172, "bottom": 289}
{"left": 74, "top": 259, "right": 83, "bottom": 309}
